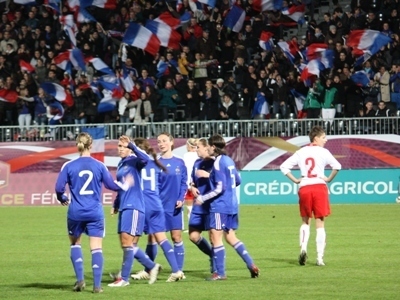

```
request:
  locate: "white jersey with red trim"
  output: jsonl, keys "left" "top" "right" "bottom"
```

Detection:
{"left": 280, "top": 145, "right": 342, "bottom": 187}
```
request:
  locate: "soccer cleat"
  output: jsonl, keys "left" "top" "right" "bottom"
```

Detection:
{"left": 298, "top": 250, "right": 308, "bottom": 266}
{"left": 166, "top": 271, "right": 184, "bottom": 282}
{"left": 249, "top": 264, "right": 260, "bottom": 278}
{"left": 148, "top": 263, "right": 162, "bottom": 284}
{"left": 109, "top": 271, "right": 121, "bottom": 281}
{"left": 209, "top": 258, "right": 215, "bottom": 274}
{"left": 205, "top": 273, "right": 227, "bottom": 281}
{"left": 73, "top": 280, "right": 85, "bottom": 292}
{"left": 316, "top": 259, "right": 325, "bottom": 266}
{"left": 107, "top": 278, "right": 130, "bottom": 287}
{"left": 131, "top": 270, "right": 150, "bottom": 280}
{"left": 92, "top": 287, "right": 103, "bottom": 293}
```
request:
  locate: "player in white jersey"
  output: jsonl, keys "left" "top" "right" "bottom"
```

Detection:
{"left": 183, "top": 138, "right": 199, "bottom": 223}
{"left": 280, "top": 126, "right": 341, "bottom": 266}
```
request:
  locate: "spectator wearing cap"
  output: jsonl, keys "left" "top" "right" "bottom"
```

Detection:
{"left": 215, "top": 78, "right": 226, "bottom": 102}
{"left": 219, "top": 93, "right": 239, "bottom": 120}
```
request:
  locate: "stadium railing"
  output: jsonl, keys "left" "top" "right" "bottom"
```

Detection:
{"left": 0, "top": 116, "right": 399, "bottom": 142}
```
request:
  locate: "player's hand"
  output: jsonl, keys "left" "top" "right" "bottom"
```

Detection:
{"left": 110, "top": 207, "right": 118, "bottom": 216}
{"left": 60, "top": 194, "right": 69, "bottom": 206}
{"left": 175, "top": 200, "right": 183, "bottom": 208}
{"left": 195, "top": 169, "right": 209, "bottom": 178}
{"left": 191, "top": 186, "right": 200, "bottom": 198}
{"left": 294, "top": 178, "right": 301, "bottom": 184}
{"left": 124, "top": 173, "right": 134, "bottom": 187}
{"left": 321, "top": 176, "right": 330, "bottom": 182}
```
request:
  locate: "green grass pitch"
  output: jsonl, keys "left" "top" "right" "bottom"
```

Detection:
{"left": 0, "top": 204, "right": 399, "bottom": 300}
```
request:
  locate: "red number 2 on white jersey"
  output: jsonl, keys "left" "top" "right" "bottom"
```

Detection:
{"left": 305, "top": 157, "right": 317, "bottom": 178}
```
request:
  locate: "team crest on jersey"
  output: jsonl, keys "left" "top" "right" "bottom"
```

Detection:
{"left": 175, "top": 166, "right": 181, "bottom": 174}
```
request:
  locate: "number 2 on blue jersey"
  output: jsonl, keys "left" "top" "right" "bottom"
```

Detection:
{"left": 79, "top": 170, "right": 94, "bottom": 195}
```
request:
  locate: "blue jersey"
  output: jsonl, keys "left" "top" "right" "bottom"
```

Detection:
{"left": 199, "top": 154, "right": 241, "bottom": 214}
{"left": 158, "top": 156, "right": 187, "bottom": 213}
{"left": 141, "top": 160, "right": 164, "bottom": 212}
{"left": 191, "top": 158, "right": 214, "bottom": 214}
{"left": 115, "top": 142, "right": 150, "bottom": 212}
{"left": 55, "top": 156, "right": 122, "bottom": 221}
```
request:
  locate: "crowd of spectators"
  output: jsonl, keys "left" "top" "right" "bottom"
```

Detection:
{"left": 0, "top": 0, "right": 400, "bottom": 138}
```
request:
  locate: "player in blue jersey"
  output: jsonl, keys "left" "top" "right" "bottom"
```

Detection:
{"left": 157, "top": 132, "right": 188, "bottom": 275}
{"left": 55, "top": 132, "right": 132, "bottom": 294}
{"left": 129, "top": 138, "right": 184, "bottom": 282}
{"left": 194, "top": 134, "right": 259, "bottom": 280}
{"left": 108, "top": 135, "right": 161, "bottom": 287}
{"left": 188, "top": 138, "right": 214, "bottom": 272}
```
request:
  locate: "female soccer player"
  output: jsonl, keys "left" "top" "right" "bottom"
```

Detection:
{"left": 183, "top": 138, "right": 199, "bottom": 223}
{"left": 194, "top": 134, "right": 259, "bottom": 280}
{"left": 131, "top": 138, "right": 184, "bottom": 282}
{"left": 188, "top": 138, "right": 214, "bottom": 271}
{"left": 108, "top": 135, "right": 161, "bottom": 287}
{"left": 280, "top": 126, "right": 341, "bottom": 266}
{"left": 157, "top": 132, "right": 188, "bottom": 274}
{"left": 55, "top": 132, "right": 131, "bottom": 293}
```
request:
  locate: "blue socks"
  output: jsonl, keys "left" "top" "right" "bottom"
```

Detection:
{"left": 133, "top": 245, "right": 155, "bottom": 271}
{"left": 174, "top": 241, "right": 185, "bottom": 271}
{"left": 145, "top": 242, "right": 158, "bottom": 262}
{"left": 233, "top": 241, "right": 254, "bottom": 269}
{"left": 160, "top": 239, "right": 179, "bottom": 273}
{"left": 91, "top": 248, "right": 103, "bottom": 288}
{"left": 70, "top": 245, "right": 84, "bottom": 282}
{"left": 121, "top": 247, "right": 134, "bottom": 281}
{"left": 194, "top": 236, "right": 212, "bottom": 257}
{"left": 213, "top": 246, "right": 226, "bottom": 276}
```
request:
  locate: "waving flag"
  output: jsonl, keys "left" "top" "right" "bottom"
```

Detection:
{"left": 282, "top": 4, "right": 305, "bottom": 24}
{"left": 123, "top": 22, "right": 160, "bottom": 56}
{"left": 77, "top": 7, "right": 97, "bottom": 23}
{"left": 179, "top": 12, "right": 191, "bottom": 26}
{"left": 252, "top": 92, "right": 269, "bottom": 118}
{"left": 223, "top": 6, "right": 245, "bottom": 33}
{"left": 80, "top": 0, "right": 116, "bottom": 9}
{"left": 84, "top": 127, "right": 105, "bottom": 162}
{"left": 154, "top": 12, "right": 181, "bottom": 28}
{"left": 120, "top": 64, "right": 134, "bottom": 92}
{"left": 350, "top": 71, "right": 371, "bottom": 87}
{"left": 346, "top": 30, "right": 392, "bottom": 58}
{"left": 278, "top": 40, "right": 302, "bottom": 64}
{"left": 156, "top": 60, "right": 168, "bottom": 78}
{"left": 0, "top": 89, "right": 18, "bottom": 103}
{"left": 19, "top": 60, "right": 35, "bottom": 73}
{"left": 290, "top": 89, "right": 306, "bottom": 112}
{"left": 300, "top": 60, "right": 323, "bottom": 81}
{"left": 54, "top": 49, "right": 86, "bottom": 71}
{"left": 43, "top": 0, "right": 60, "bottom": 13}
{"left": 259, "top": 31, "right": 274, "bottom": 51}
{"left": 98, "top": 90, "right": 117, "bottom": 113}
{"left": 41, "top": 82, "right": 68, "bottom": 101}
{"left": 306, "top": 43, "right": 328, "bottom": 61}
{"left": 66, "top": 0, "right": 80, "bottom": 11}
{"left": 252, "top": 0, "right": 283, "bottom": 12}
{"left": 145, "top": 19, "right": 181, "bottom": 49}
{"left": 198, "top": 0, "right": 216, "bottom": 7}
{"left": 60, "top": 15, "right": 78, "bottom": 47}
{"left": 48, "top": 100, "right": 65, "bottom": 122}
{"left": 86, "top": 57, "right": 114, "bottom": 75}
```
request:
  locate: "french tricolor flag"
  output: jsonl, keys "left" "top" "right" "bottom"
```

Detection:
{"left": 350, "top": 70, "right": 371, "bottom": 87}
{"left": 41, "top": 82, "right": 72, "bottom": 103}
{"left": 54, "top": 49, "right": 86, "bottom": 71}
{"left": 259, "top": 31, "right": 274, "bottom": 51}
{"left": 85, "top": 57, "right": 114, "bottom": 75}
{"left": 123, "top": 23, "right": 160, "bottom": 56}
{"left": 98, "top": 90, "right": 117, "bottom": 113}
{"left": 145, "top": 19, "right": 181, "bottom": 50}
{"left": 120, "top": 64, "right": 134, "bottom": 93}
{"left": 198, "top": 0, "right": 216, "bottom": 7}
{"left": 84, "top": 127, "right": 105, "bottom": 162}
{"left": 19, "top": 60, "right": 35, "bottom": 73}
{"left": 154, "top": 12, "right": 181, "bottom": 29}
{"left": 223, "top": 5, "right": 246, "bottom": 33}
{"left": 48, "top": 100, "right": 65, "bottom": 123}
{"left": 346, "top": 30, "right": 392, "bottom": 57}
{"left": 252, "top": 0, "right": 283, "bottom": 12}
{"left": 282, "top": 4, "right": 305, "bottom": 24}
{"left": 43, "top": 0, "right": 60, "bottom": 13}
{"left": 290, "top": 89, "right": 306, "bottom": 112}
{"left": 306, "top": 43, "right": 328, "bottom": 61}
{"left": 0, "top": 89, "right": 18, "bottom": 103}
{"left": 66, "top": 0, "right": 80, "bottom": 11}
{"left": 300, "top": 60, "right": 323, "bottom": 81}
{"left": 80, "top": 0, "right": 116, "bottom": 9}
{"left": 278, "top": 40, "right": 302, "bottom": 62}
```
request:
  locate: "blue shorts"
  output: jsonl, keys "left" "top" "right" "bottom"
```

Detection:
{"left": 118, "top": 209, "right": 145, "bottom": 236}
{"left": 209, "top": 213, "right": 238, "bottom": 232}
{"left": 189, "top": 213, "right": 209, "bottom": 231}
{"left": 144, "top": 209, "right": 166, "bottom": 234}
{"left": 67, "top": 219, "right": 104, "bottom": 238}
{"left": 165, "top": 209, "right": 184, "bottom": 231}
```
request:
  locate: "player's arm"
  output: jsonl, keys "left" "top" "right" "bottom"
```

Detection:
{"left": 234, "top": 168, "right": 241, "bottom": 186}
{"left": 127, "top": 142, "right": 150, "bottom": 169}
{"left": 111, "top": 194, "right": 120, "bottom": 215}
{"left": 280, "top": 152, "right": 301, "bottom": 184}
{"left": 102, "top": 165, "right": 132, "bottom": 191}
{"left": 196, "top": 160, "right": 225, "bottom": 204}
{"left": 324, "top": 152, "right": 341, "bottom": 183}
{"left": 176, "top": 160, "right": 188, "bottom": 208}
{"left": 55, "top": 166, "right": 69, "bottom": 205}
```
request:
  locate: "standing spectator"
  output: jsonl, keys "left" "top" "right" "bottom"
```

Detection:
{"left": 219, "top": 93, "right": 239, "bottom": 120}
{"left": 157, "top": 80, "right": 180, "bottom": 121}
{"left": 199, "top": 79, "right": 219, "bottom": 120}
{"left": 269, "top": 74, "right": 289, "bottom": 118}
{"left": 374, "top": 65, "right": 391, "bottom": 103}
{"left": 280, "top": 126, "right": 341, "bottom": 266}
{"left": 183, "top": 79, "right": 201, "bottom": 121}
{"left": 304, "top": 80, "right": 323, "bottom": 119}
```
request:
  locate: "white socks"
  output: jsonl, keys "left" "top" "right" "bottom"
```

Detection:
{"left": 299, "top": 224, "right": 310, "bottom": 252}
{"left": 316, "top": 228, "right": 326, "bottom": 261}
